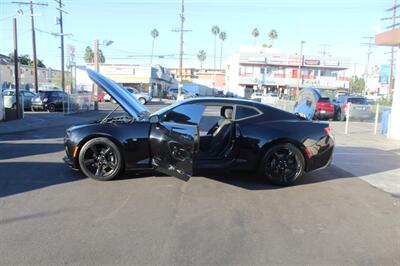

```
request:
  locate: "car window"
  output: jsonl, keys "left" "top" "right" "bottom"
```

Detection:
{"left": 319, "top": 97, "right": 331, "bottom": 103}
{"left": 347, "top": 97, "right": 366, "bottom": 104}
{"left": 235, "top": 106, "right": 260, "bottom": 120}
{"left": 3, "top": 91, "right": 14, "bottom": 96}
{"left": 163, "top": 104, "right": 206, "bottom": 125}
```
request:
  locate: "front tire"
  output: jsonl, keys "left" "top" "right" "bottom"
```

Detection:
{"left": 138, "top": 97, "right": 146, "bottom": 105}
{"left": 78, "top": 137, "right": 124, "bottom": 181}
{"left": 260, "top": 143, "right": 305, "bottom": 186}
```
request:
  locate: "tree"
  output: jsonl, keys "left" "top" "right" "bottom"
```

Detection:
{"left": 262, "top": 43, "right": 272, "bottom": 48}
{"left": 197, "top": 50, "right": 207, "bottom": 69}
{"left": 150, "top": 28, "right": 159, "bottom": 65}
{"left": 252, "top": 28, "right": 259, "bottom": 46}
{"left": 84, "top": 46, "right": 94, "bottom": 63}
{"left": 349, "top": 76, "right": 365, "bottom": 95}
{"left": 8, "top": 53, "right": 45, "bottom": 67}
{"left": 99, "top": 49, "right": 106, "bottom": 63}
{"left": 84, "top": 46, "right": 105, "bottom": 63}
{"left": 268, "top": 29, "right": 278, "bottom": 47}
{"left": 211, "top": 25, "right": 220, "bottom": 70}
{"left": 219, "top": 31, "right": 227, "bottom": 69}
{"left": 37, "top": 59, "right": 46, "bottom": 68}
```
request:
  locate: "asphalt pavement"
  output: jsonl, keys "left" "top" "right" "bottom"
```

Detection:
{"left": 1, "top": 102, "right": 399, "bottom": 265}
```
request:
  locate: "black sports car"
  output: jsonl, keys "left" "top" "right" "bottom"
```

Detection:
{"left": 63, "top": 70, "right": 334, "bottom": 186}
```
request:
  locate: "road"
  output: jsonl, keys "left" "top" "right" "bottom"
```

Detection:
{"left": 1, "top": 103, "right": 399, "bottom": 265}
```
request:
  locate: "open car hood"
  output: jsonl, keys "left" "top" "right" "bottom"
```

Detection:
{"left": 294, "top": 87, "right": 321, "bottom": 120}
{"left": 87, "top": 69, "right": 149, "bottom": 120}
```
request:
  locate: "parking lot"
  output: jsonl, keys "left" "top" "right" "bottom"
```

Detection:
{"left": 1, "top": 102, "right": 400, "bottom": 265}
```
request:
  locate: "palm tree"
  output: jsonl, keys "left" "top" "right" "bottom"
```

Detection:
{"left": 219, "top": 31, "right": 227, "bottom": 69}
{"left": 150, "top": 28, "right": 159, "bottom": 65}
{"left": 268, "top": 29, "right": 278, "bottom": 47}
{"left": 197, "top": 50, "right": 207, "bottom": 69}
{"left": 211, "top": 25, "right": 220, "bottom": 70}
{"left": 252, "top": 28, "right": 259, "bottom": 46}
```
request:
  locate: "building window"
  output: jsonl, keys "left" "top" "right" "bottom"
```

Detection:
{"left": 245, "top": 66, "right": 253, "bottom": 74}
{"left": 260, "top": 67, "right": 265, "bottom": 74}
{"left": 320, "top": 69, "right": 338, "bottom": 77}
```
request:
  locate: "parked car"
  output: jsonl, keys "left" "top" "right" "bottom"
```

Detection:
{"left": 97, "top": 91, "right": 108, "bottom": 102}
{"left": 31, "top": 90, "right": 69, "bottom": 112}
{"left": 336, "top": 95, "right": 372, "bottom": 121}
{"left": 125, "top": 87, "right": 152, "bottom": 104}
{"left": 166, "top": 87, "right": 194, "bottom": 100}
{"left": 251, "top": 91, "right": 264, "bottom": 101}
{"left": 2, "top": 89, "right": 36, "bottom": 110}
{"left": 314, "top": 97, "right": 341, "bottom": 121}
{"left": 63, "top": 70, "right": 334, "bottom": 186}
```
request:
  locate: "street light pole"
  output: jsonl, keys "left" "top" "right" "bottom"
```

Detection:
{"left": 296, "top": 40, "right": 305, "bottom": 96}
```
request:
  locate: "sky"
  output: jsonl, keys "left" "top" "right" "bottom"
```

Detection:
{"left": 0, "top": 0, "right": 395, "bottom": 74}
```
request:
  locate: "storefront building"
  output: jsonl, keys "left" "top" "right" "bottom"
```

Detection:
{"left": 225, "top": 46, "right": 350, "bottom": 98}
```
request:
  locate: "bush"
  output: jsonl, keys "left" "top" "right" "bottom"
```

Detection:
{"left": 376, "top": 98, "right": 392, "bottom": 106}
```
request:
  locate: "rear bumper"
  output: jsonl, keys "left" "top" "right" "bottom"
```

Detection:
{"left": 314, "top": 110, "right": 335, "bottom": 119}
{"left": 306, "top": 135, "right": 335, "bottom": 172}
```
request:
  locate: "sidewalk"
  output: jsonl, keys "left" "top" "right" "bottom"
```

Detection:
{"left": 330, "top": 121, "right": 400, "bottom": 197}
{"left": 0, "top": 111, "right": 105, "bottom": 136}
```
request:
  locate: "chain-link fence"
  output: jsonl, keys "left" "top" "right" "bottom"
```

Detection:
{"left": 261, "top": 97, "right": 296, "bottom": 113}
{"left": 260, "top": 97, "right": 393, "bottom": 137}
{"left": 63, "top": 93, "right": 95, "bottom": 115}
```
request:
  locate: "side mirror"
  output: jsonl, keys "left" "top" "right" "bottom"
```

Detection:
{"left": 149, "top": 115, "right": 160, "bottom": 123}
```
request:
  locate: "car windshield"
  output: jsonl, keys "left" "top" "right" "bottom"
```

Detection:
{"left": 319, "top": 97, "right": 331, "bottom": 103}
{"left": 3, "top": 91, "right": 14, "bottom": 96}
{"left": 347, "top": 97, "right": 367, "bottom": 104}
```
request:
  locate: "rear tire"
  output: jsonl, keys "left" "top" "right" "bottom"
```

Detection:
{"left": 78, "top": 137, "right": 124, "bottom": 181}
{"left": 260, "top": 143, "right": 305, "bottom": 186}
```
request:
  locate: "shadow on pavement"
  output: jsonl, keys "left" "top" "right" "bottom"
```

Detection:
{"left": 0, "top": 162, "right": 82, "bottom": 198}
{"left": 0, "top": 143, "right": 63, "bottom": 160}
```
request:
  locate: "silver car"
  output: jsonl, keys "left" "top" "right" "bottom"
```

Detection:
{"left": 125, "top": 87, "right": 152, "bottom": 105}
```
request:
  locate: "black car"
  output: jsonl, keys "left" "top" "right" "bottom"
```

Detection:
{"left": 31, "top": 90, "right": 68, "bottom": 112}
{"left": 63, "top": 70, "right": 334, "bottom": 186}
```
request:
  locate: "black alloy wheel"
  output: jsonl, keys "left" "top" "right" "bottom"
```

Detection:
{"left": 48, "top": 104, "right": 56, "bottom": 112}
{"left": 78, "top": 137, "right": 123, "bottom": 181}
{"left": 261, "top": 143, "right": 305, "bottom": 186}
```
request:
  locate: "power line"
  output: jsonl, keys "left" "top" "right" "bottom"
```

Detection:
{"left": 10, "top": 1, "right": 48, "bottom": 93}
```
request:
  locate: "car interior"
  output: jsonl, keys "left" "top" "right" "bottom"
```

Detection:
{"left": 197, "top": 105, "right": 236, "bottom": 160}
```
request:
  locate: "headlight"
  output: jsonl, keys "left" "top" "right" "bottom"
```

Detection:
{"left": 43, "top": 97, "right": 48, "bottom": 102}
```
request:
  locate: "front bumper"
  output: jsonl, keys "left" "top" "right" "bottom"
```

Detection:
{"left": 31, "top": 102, "right": 46, "bottom": 110}
{"left": 64, "top": 135, "right": 79, "bottom": 170}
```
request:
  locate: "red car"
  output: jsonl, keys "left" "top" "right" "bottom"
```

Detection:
{"left": 97, "top": 91, "right": 107, "bottom": 102}
{"left": 314, "top": 97, "right": 340, "bottom": 121}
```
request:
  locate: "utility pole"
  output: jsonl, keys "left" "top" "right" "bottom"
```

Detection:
{"left": 319, "top": 44, "right": 330, "bottom": 57}
{"left": 171, "top": 0, "right": 192, "bottom": 99}
{"left": 178, "top": 0, "right": 184, "bottom": 98}
{"left": 54, "top": 0, "right": 67, "bottom": 92}
{"left": 11, "top": 1, "right": 48, "bottom": 93}
{"left": 296, "top": 40, "right": 305, "bottom": 96}
{"left": 362, "top": 37, "right": 374, "bottom": 96}
{"left": 13, "top": 18, "right": 21, "bottom": 119}
{"left": 382, "top": 0, "right": 399, "bottom": 99}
